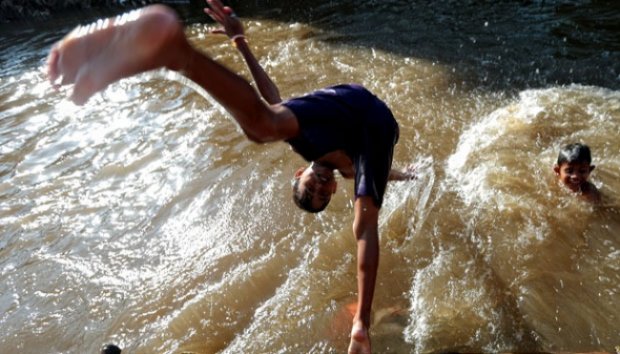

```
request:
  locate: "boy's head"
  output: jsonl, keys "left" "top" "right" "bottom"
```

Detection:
{"left": 553, "top": 143, "right": 595, "bottom": 192}
{"left": 292, "top": 164, "right": 338, "bottom": 213}
{"left": 556, "top": 143, "right": 592, "bottom": 166}
{"left": 101, "top": 344, "right": 122, "bottom": 354}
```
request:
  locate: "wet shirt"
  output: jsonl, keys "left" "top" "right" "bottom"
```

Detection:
{"left": 283, "top": 84, "right": 399, "bottom": 207}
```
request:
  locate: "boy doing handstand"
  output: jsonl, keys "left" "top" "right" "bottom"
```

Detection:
{"left": 46, "top": 1, "right": 416, "bottom": 353}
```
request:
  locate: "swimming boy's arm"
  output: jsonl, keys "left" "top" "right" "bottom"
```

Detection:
{"left": 584, "top": 182, "right": 602, "bottom": 204}
{"left": 204, "top": 0, "right": 282, "bottom": 104}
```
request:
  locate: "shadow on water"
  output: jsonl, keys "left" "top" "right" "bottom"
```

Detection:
{"left": 1, "top": 0, "right": 619, "bottom": 93}
{"left": 219, "top": 0, "right": 620, "bottom": 92}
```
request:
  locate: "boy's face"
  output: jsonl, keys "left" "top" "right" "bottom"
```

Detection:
{"left": 295, "top": 166, "right": 337, "bottom": 210}
{"left": 554, "top": 162, "right": 595, "bottom": 192}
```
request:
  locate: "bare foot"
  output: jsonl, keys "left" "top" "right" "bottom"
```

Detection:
{"left": 47, "top": 5, "right": 188, "bottom": 105}
{"left": 348, "top": 320, "right": 371, "bottom": 354}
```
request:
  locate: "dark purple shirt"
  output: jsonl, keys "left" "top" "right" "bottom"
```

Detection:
{"left": 283, "top": 84, "right": 399, "bottom": 207}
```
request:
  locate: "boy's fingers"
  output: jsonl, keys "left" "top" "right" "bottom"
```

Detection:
{"left": 47, "top": 47, "right": 60, "bottom": 84}
{"left": 204, "top": 8, "right": 223, "bottom": 23}
{"left": 204, "top": 0, "right": 220, "bottom": 16}
{"left": 207, "top": 0, "right": 225, "bottom": 15}
{"left": 71, "top": 66, "right": 98, "bottom": 105}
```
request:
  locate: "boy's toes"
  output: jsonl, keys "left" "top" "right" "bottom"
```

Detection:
{"left": 47, "top": 46, "right": 60, "bottom": 86}
{"left": 71, "top": 65, "right": 102, "bottom": 105}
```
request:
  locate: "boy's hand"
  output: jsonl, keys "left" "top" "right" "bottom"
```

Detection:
{"left": 389, "top": 164, "right": 417, "bottom": 181}
{"left": 402, "top": 164, "right": 417, "bottom": 179}
{"left": 204, "top": 0, "right": 244, "bottom": 37}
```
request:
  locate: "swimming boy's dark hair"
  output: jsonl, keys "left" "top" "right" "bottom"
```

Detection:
{"left": 292, "top": 178, "right": 328, "bottom": 213}
{"left": 557, "top": 143, "right": 592, "bottom": 165}
{"left": 101, "top": 344, "right": 122, "bottom": 354}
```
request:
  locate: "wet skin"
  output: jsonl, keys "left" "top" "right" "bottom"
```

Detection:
{"left": 554, "top": 162, "right": 593, "bottom": 193}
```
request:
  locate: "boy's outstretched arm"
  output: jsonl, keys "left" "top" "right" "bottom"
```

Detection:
{"left": 349, "top": 196, "right": 379, "bottom": 354}
{"left": 205, "top": 0, "right": 282, "bottom": 104}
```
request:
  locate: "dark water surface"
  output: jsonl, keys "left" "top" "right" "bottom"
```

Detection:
{"left": 1, "top": 1, "right": 619, "bottom": 353}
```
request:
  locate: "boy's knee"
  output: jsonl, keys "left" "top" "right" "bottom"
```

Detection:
{"left": 128, "top": 5, "right": 183, "bottom": 47}
{"left": 240, "top": 104, "right": 281, "bottom": 144}
{"left": 140, "top": 4, "right": 179, "bottom": 23}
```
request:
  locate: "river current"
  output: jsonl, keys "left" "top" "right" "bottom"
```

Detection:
{"left": 1, "top": 1, "right": 619, "bottom": 353}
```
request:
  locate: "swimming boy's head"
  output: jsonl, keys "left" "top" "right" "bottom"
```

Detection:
{"left": 292, "top": 164, "right": 338, "bottom": 213}
{"left": 556, "top": 142, "right": 592, "bottom": 166}
{"left": 554, "top": 143, "right": 595, "bottom": 192}
{"left": 101, "top": 344, "right": 122, "bottom": 354}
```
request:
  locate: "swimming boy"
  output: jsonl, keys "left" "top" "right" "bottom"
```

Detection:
{"left": 101, "top": 344, "right": 121, "bottom": 354}
{"left": 46, "top": 1, "right": 415, "bottom": 353}
{"left": 554, "top": 143, "right": 601, "bottom": 203}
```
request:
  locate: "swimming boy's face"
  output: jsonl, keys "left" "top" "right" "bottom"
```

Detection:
{"left": 554, "top": 162, "right": 594, "bottom": 192}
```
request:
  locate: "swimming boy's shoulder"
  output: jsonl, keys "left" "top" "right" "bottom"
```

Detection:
{"left": 581, "top": 181, "right": 602, "bottom": 204}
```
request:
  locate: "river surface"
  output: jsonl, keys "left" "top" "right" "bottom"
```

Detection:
{"left": 1, "top": 1, "right": 619, "bottom": 353}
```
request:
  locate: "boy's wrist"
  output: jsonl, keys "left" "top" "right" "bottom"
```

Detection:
{"left": 230, "top": 34, "right": 246, "bottom": 48}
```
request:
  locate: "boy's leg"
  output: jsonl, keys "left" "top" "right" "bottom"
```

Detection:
{"left": 47, "top": 5, "right": 292, "bottom": 142}
{"left": 48, "top": 5, "right": 188, "bottom": 105}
